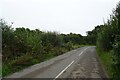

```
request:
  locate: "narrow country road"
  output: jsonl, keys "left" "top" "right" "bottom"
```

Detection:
{"left": 5, "top": 46, "right": 107, "bottom": 79}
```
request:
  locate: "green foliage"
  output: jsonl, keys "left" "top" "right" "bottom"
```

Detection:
{"left": 61, "top": 33, "right": 83, "bottom": 45}
{"left": 2, "top": 64, "right": 11, "bottom": 77}
{"left": 96, "top": 2, "right": 120, "bottom": 78}
{"left": 1, "top": 19, "right": 17, "bottom": 61}
{"left": 86, "top": 25, "right": 102, "bottom": 45}
{"left": 97, "top": 48, "right": 112, "bottom": 77}
{"left": 111, "top": 41, "right": 120, "bottom": 78}
{"left": 11, "top": 55, "right": 33, "bottom": 67}
{"left": 65, "top": 41, "right": 73, "bottom": 51}
{"left": 41, "top": 31, "right": 62, "bottom": 47}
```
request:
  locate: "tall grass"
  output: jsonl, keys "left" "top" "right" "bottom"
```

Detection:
{"left": 96, "top": 47, "right": 113, "bottom": 78}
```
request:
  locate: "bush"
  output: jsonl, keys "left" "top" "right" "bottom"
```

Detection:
{"left": 10, "top": 55, "right": 33, "bottom": 67}
{"left": 96, "top": 2, "right": 120, "bottom": 78}
{"left": 111, "top": 41, "right": 120, "bottom": 78}
{"left": 2, "top": 64, "right": 11, "bottom": 77}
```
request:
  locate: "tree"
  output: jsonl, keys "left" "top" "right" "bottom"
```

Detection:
{"left": 0, "top": 19, "right": 16, "bottom": 61}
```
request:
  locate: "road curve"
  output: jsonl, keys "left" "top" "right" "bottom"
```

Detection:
{"left": 5, "top": 46, "right": 107, "bottom": 79}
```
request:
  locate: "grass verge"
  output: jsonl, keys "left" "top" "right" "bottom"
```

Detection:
{"left": 96, "top": 48, "right": 112, "bottom": 78}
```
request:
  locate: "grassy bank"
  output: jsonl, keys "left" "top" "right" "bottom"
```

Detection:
{"left": 96, "top": 48, "right": 112, "bottom": 78}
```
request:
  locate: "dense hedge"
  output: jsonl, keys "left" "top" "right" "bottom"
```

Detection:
{"left": 96, "top": 2, "right": 120, "bottom": 78}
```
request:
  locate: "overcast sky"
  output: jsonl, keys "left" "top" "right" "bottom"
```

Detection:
{"left": 0, "top": 0, "right": 119, "bottom": 36}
